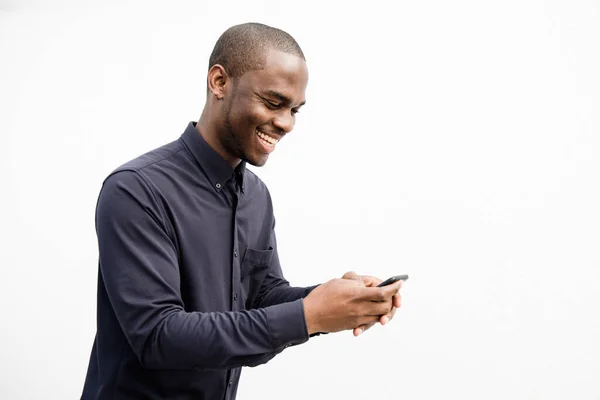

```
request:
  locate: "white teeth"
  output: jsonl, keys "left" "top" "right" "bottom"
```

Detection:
{"left": 256, "top": 130, "right": 279, "bottom": 146}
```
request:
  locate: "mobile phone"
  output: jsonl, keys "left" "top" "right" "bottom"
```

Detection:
{"left": 377, "top": 274, "right": 409, "bottom": 287}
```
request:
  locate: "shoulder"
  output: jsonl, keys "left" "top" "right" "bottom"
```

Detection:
{"left": 97, "top": 139, "right": 185, "bottom": 213}
{"left": 109, "top": 139, "right": 184, "bottom": 177}
{"left": 100, "top": 138, "right": 186, "bottom": 196}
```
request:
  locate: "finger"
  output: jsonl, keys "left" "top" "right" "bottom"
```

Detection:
{"left": 361, "top": 297, "right": 394, "bottom": 316}
{"left": 393, "top": 293, "right": 402, "bottom": 308}
{"left": 342, "top": 271, "right": 360, "bottom": 280}
{"left": 353, "top": 321, "right": 376, "bottom": 336}
{"left": 359, "top": 275, "right": 380, "bottom": 287}
{"left": 353, "top": 316, "right": 379, "bottom": 335}
{"left": 380, "top": 306, "right": 396, "bottom": 325}
{"left": 335, "top": 277, "right": 364, "bottom": 288}
{"left": 380, "top": 281, "right": 402, "bottom": 299}
{"left": 376, "top": 299, "right": 394, "bottom": 315}
{"left": 357, "top": 280, "right": 401, "bottom": 302}
{"left": 355, "top": 314, "right": 380, "bottom": 328}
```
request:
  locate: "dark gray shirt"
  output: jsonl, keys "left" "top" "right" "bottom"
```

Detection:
{"left": 82, "top": 122, "right": 317, "bottom": 400}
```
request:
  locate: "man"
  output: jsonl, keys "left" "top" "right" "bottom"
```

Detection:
{"left": 82, "top": 22, "right": 403, "bottom": 400}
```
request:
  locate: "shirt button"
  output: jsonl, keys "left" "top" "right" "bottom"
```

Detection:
{"left": 228, "top": 381, "right": 233, "bottom": 387}
{"left": 216, "top": 183, "right": 222, "bottom": 189}
{"left": 234, "top": 250, "right": 238, "bottom": 258}
{"left": 233, "top": 294, "right": 237, "bottom": 301}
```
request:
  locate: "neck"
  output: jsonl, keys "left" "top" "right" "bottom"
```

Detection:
{"left": 196, "top": 107, "right": 241, "bottom": 168}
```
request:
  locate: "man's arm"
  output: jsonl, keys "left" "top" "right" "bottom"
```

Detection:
{"left": 251, "top": 221, "right": 319, "bottom": 309}
{"left": 250, "top": 226, "right": 402, "bottom": 338}
{"left": 96, "top": 171, "right": 309, "bottom": 371}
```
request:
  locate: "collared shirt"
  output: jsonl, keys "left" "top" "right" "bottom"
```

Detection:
{"left": 82, "top": 122, "right": 317, "bottom": 400}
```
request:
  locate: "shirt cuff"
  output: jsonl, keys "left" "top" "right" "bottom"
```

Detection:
{"left": 304, "top": 284, "right": 320, "bottom": 297}
{"left": 303, "top": 284, "right": 328, "bottom": 337}
{"left": 265, "top": 299, "right": 310, "bottom": 350}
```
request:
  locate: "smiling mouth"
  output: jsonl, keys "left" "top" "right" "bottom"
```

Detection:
{"left": 255, "top": 129, "right": 280, "bottom": 147}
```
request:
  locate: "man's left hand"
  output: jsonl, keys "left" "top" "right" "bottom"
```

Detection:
{"left": 341, "top": 271, "right": 403, "bottom": 336}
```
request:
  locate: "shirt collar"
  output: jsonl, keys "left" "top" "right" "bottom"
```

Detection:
{"left": 180, "top": 121, "right": 246, "bottom": 193}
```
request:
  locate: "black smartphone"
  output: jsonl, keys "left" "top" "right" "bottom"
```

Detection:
{"left": 377, "top": 274, "right": 409, "bottom": 287}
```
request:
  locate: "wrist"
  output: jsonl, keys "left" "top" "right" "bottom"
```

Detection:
{"left": 302, "top": 298, "right": 322, "bottom": 335}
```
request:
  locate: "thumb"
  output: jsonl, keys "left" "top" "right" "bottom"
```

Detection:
{"left": 342, "top": 271, "right": 360, "bottom": 280}
{"left": 380, "top": 280, "right": 402, "bottom": 297}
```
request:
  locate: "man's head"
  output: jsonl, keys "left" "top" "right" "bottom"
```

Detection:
{"left": 199, "top": 23, "right": 308, "bottom": 167}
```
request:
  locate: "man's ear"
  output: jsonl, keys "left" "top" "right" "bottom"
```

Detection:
{"left": 207, "top": 64, "right": 229, "bottom": 100}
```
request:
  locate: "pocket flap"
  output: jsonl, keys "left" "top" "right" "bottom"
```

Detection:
{"left": 242, "top": 246, "right": 274, "bottom": 267}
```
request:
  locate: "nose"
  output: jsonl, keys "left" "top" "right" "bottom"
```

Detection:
{"left": 272, "top": 111, "right": 295, "bottom": 134}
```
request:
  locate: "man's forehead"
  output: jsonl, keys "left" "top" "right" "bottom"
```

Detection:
{"left": 241, "top": 54, "right": 307, "bottom": 92}
{"left": 252, "top": 51, "right": 307, "bottom": 84}
{"left": 263, "top": 48, "right": 307, "bottom": 71}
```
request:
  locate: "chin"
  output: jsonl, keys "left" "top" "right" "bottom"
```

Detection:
{"left": 245, "top": 154, "right": 269, "bottom": 167}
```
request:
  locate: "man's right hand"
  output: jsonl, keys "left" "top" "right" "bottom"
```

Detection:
{"left": 302, "top": 277, "right": 401, "bottom": 335}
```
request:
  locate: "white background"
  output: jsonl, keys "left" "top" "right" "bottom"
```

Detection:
{"left": 1, "top": 0, "right": 599, "bottom": 399}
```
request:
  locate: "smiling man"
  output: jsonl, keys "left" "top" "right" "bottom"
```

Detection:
{"left": 200, "top": 32, "right": 307, "bottom": 167}
{"left": 81, "top": 23, "right": 403, "bottom": 400}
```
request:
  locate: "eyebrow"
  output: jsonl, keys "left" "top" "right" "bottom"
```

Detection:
{"left": 264, "top": 90, "right": 306, "bottom": 108}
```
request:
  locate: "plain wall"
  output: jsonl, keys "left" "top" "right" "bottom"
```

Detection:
{"left": 1, "top": 0, "right": 599, "bottom": 398}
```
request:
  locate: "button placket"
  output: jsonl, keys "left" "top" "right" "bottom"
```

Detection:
{"left": 231, "top": 191, "right": 240, "bottom": 311}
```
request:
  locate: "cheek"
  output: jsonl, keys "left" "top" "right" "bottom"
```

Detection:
{"left": 228, "top": 92, "right": 272, "bottom": 133}
{"left": 230, "top": 103, "right": 266, "bottom": 130}
{"left": 246, "top": 106, "right": 270, "bottom": 127}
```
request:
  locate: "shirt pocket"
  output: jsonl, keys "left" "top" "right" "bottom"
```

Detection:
{"left": 240, "top": 246, "right": 273, "bottom": 309}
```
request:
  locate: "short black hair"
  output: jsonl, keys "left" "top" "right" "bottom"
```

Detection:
{"left": 208, "top": 22, "right": 305, "bottom": 78}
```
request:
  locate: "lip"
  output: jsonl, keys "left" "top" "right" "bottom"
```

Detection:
{"left": 258, "top": 130, "right": 282, "bottom": 141}
{"left": 255, "top": 129, "right": 278, "bottom": 154}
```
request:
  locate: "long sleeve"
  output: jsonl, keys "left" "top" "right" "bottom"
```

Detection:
{"left": 250, "top": 219, "right": 328, "bottom": 338}
{"left": 96, "top": 171, "right": 309, "bottom": 371}
{"left": 251, "top": 219, "right": 319, "bottom": 309}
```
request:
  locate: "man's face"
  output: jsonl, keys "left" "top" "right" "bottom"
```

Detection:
{"left": 219, "top": 49, "right": 308, "bottom": 167}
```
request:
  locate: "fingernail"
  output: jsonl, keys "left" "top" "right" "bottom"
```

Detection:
{"left": 358, "top": 328, "right": 363, "bottom": 335}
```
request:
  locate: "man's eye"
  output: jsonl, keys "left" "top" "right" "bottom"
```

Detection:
{"left": 291, "top": 109, "right": 300, "bottom": 115}
{"left": 266, "top": 101, "right": 280, "bottom": 109}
